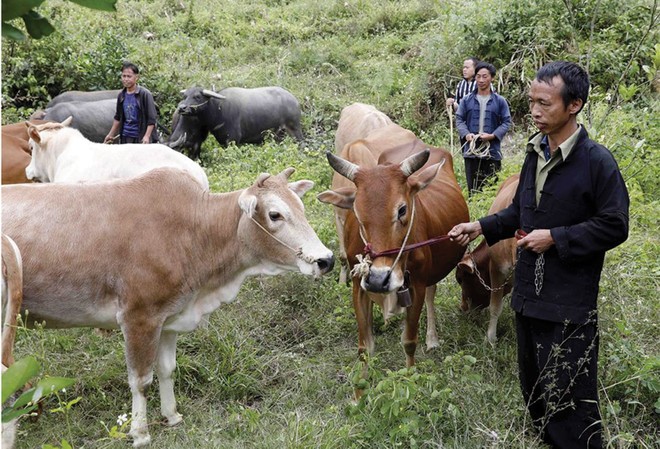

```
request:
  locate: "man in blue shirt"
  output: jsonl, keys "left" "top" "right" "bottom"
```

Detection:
{"left": 456, "top": 61, "right": 511, "bottom": 195}
{"left": 105, "top": 62, "right": 158, "bottom": 144}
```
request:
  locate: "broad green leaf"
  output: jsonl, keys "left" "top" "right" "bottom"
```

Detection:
{"left": 32, "top": 376, "right": 76, "bottom": 403}
{"left": 1, "top": 0, "right": 44, "bottom": 21}
{"left": 22, "top": 10, "right": 55, "bottom": 39}
{"left": 2, "top": 403, "right": 38, "bottom": 423}
{"left": 68, "top": 0, "right": 118, "bottom": 12}
{"left": 2, "top": 356, "right": 39, "bottom": 404}
{"left": 1, "top": 22, "right": 26, "bottom": 40}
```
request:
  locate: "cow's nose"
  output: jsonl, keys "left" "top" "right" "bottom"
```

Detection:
{"left": 364, "top": 269, "right": 391, "bottom": 293}
{"left": 316, "top": 255, "right": 335, "bottom": 275}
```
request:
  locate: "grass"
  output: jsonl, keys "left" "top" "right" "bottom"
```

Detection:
{"left": 4, "top": 0, "right": 659, "bottom": 448}
{"left": 10, "top": 136, "right": 659, "bottom": 448}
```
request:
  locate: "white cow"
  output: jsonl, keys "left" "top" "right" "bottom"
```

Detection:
{"left": 2, "top": 168, "right": 334, "bottom": 447}
{"left": 25, "top": 117, "right": 209, "bottom": 189}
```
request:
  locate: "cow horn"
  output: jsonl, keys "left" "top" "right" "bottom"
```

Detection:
{"left": 326, "top": 152, "right": 358, "bottom": 182}
{"left": 167, "top": 132, "right": 186, "bottom": 148}
{"left": 256, "top": 173, "right": 271, "bottom": 187}
{"left": 202, "top": 89, "right": 226, "bottom": 100}
{"left": 279, "top": 167, "right": 295, "bottom": 179}
{"left": 400, "top": 149, "right": 430, "bottom": 177}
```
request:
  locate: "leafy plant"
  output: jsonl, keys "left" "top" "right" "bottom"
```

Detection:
{"left": 2, "top": 0, "right": 117, "bottom": 41}
{"left": 2, "top": 356, "right": 76, "bottom": 423}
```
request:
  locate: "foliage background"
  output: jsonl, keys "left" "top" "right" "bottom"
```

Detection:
{"left": 2, "top": 0, "right": 658, "bottom": 448}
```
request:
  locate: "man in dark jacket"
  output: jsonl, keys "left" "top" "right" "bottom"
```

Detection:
{"left": 449, "top": 61, "right": 629, "bottom": 448}
{"left": 104, "top": 61, "right": 158, "bottom": 144}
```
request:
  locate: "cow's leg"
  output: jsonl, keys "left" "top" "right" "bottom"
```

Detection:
{"left": 156, "top": 330, "right": 183, "bottom": 426}
{"left": 353, "top": 283, "right": 374, "bottom": 400}
{"left": 119, "top": 314, "right": 163, "bottom": 448}
{"left": 402, "top": 281, "right": 425, "bottom": 367}
{"left": 486, "top": 267, "right": 509, "bottom": 345}
{"left": 424, "top": 285, "right": 439, "bottom": 351}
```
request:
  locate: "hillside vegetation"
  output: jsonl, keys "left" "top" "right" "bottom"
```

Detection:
{"left": 2, "top": 0, "right": 658, "bottom": 448}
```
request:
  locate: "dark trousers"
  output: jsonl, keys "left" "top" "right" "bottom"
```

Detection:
{"left": 120, "top": 136, "right": 140, "bottom": 144}
{"left": 464, "top": 157, "right": 500, "bottom": 195}
{"left": 515, "top": 313, "right": 603, "bottom": 449}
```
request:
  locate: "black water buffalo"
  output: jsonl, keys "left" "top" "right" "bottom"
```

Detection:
{"left": 167, "top": 86, "right": 304, "bottom": 159}
{"left": 41, "top": 99, "right": 116, "bottom": 143}
{"left": 47, "top": 89, "right": 120, "bottom": 108}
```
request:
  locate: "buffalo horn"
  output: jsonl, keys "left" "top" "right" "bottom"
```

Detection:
{"left": 167, "top": 132, "right": 187, "bottom": 148}
{"left": 202, "top": 89, "right": 226, "bottom": 100}
{"left": 326, "top": 151, "right": 358, "bottom": 182}
{"left": 400, "top": 149, "right": 430, "bottom": 177}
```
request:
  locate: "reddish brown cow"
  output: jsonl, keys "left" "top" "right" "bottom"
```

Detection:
{"left": 2, "top": 123, "right": 32, "bottom": 184}
{"left": 456, "top": 174, "right": 519, "bottom": 344}
{"left": 319, "top": 104, "right": 469, "bottom": 397}
{"left": 2, "top": 120, "right": 48, "bottom": 185}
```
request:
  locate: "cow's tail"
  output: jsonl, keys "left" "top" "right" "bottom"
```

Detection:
{"left": 1, "top": 234, "right": 23, "bottom": 368}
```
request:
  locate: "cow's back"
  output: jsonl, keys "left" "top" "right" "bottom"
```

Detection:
{"left": 220, "top": 86, "right": 301, "bottom": 131}
{"left": 335, "top": 103, "right": 393, "bottom": 153}
{"left": 1, "top": 169, "right": 205, "bottom": 327}
{"left": 38, "top": 127, "right": 208, "bottom": 189}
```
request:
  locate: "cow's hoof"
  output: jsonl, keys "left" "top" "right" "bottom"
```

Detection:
{"left": 164, "top": 413, "right": 183, "bottom": 427}
{"left": 485, "top": 334, "right": 498, "bottom": 347}
{"left": 130, "top": 432, "right": 151, "bottom": 448}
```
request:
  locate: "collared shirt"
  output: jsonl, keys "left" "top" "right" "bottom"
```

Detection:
{"left": 527, "top": 125, "right": 582, "bottom": 204}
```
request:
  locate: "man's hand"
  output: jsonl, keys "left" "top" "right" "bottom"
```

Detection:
{"left": 479, "top": 133, "right": 496, "bottom": 141}
{"left": 446, "top": 98, "right": 455, "bottom": 108}
{"left": 516, "top": 229, "right": 554, "bottom": 253}
{"left": 104, "top": 134, "right": 115, "bottom": 144}
{"left": 448, "top": 221, "right": 482, "bottom": 246}
{"left": 141, "top": 135, "right": 150, "bottom": 144}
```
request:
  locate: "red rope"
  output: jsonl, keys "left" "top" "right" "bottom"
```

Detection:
{"left": 363, "top": 235, "right": 452, "bottom": 259}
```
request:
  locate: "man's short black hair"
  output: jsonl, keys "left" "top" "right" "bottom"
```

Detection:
{"left": 121, "top": 61, "right": 140, "bottom": 75}
{"left": 466, "top": 57, "right": 480, "bottom": 67}
{"left": 535, "top": 61, "right": 589, "bottom": 113}
{"left": 475, "top": 61, "right": 496, "bottom": 77}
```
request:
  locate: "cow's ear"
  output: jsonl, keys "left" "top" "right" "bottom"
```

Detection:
{"left": 317, "top": 187, "right": 355, "bottom": 210}
{"left": 27, "top": 125, "right": 41, "bottom": 144}
{"left": 238, "top": 191, "right": 257, "bottom": 216}
{"left": 409, "top": 158, "right": 446, "bottom": 194}
{"left": 288, "top": 180, "right": 314, "bottom": 198}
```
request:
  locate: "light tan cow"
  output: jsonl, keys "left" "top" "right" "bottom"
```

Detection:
{"left": 2, "top": 233, "right": 24, "bottom": 449}
{"left": 2, "top": 168, "right": 334, "bottom": 447}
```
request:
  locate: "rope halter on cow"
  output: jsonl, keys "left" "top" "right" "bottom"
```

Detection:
{"left": 350, "top": 199, "right": 418, "bottom": 279}
{"left": 246, "top": 214, "right": 317, "bottom": 265}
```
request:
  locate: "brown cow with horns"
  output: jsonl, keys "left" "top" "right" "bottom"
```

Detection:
{"left": 318, "top": 103, "right": 469, "bottom": 397}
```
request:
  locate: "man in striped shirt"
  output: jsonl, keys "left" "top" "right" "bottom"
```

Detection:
{"left": 446, "top": 57, "right": 479, "bottom": 111}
